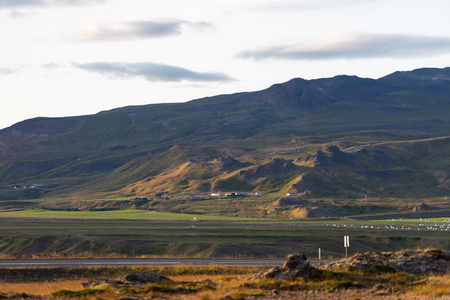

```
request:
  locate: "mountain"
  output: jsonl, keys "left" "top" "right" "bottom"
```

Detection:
{"left": 0, "top": 67, "right": 449, "bottom": 200}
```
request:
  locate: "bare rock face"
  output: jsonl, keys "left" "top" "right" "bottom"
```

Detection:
{"left": 262, "top": 253, "right": 318, "bottom": 280}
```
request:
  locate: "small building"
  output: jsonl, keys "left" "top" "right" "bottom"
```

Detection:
{"left": 28, "top": 184, "right": 44, "bottom": 189}
{"left": 286, "top": 192, "right": 298, "bottom": 197}
{"left": 177, "top": 194, "right": 204, "bottom": 200}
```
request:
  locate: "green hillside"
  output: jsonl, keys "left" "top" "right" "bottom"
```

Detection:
{"left": 0, "top": 67, "right": 449, "bottom": 206}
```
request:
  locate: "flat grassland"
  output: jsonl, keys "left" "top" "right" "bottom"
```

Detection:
{"left": 0, "top": 209, "right": 448, "bottom": 258}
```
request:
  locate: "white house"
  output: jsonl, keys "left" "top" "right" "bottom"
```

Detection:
{"left": 27, "top": 184, "right": 44, "bottom": 189}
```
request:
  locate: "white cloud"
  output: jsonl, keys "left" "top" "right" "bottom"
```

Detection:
{"left": 0, "top": 0, "right": 103, "bottom": 8}
{"left": 5, "top": 10, "right": 28, "bottom": 18}
{"left": 74, "top": 62, "right": 235, "bottom": 82}
{"left": 238, "top": 34, "right": 450, "bottom": 60}
{"left": 0, "top": 68, "right": 15, "bottom": 75}
{"left": 253, "top": 0, "right": 385, "bottom": 12}
{"left": 71, "top": 19, "right": 213, "bottom": 42}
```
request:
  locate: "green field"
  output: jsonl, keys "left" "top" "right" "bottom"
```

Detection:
{"left": 0, "top": 209, "right": 448, "bottom": 259}
{"left": 0, "top": 209, "right": 253, "bottom": 221}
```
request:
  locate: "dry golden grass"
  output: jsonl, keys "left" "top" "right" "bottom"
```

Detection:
{"left": 0, "top": 266, "right": 449, "bottom": 299}
{"left": 0, "top": 280, "right": 85, "bottom": 296}
{"left": 170, "top": 274, "right": 230, "bottom": 282}
{"left": 404, "top": 274, "right": 450, "bottom": 298}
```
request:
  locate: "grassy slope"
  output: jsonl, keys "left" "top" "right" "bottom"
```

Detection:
{"left": 0, "top": 68, "right": 449, "bottom": 200}
{"left": 93, "top": 136, "right": 450, "bottom": 200}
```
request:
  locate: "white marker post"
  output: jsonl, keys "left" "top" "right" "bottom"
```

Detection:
{"left": 344, "top": 236, "right": 350, "bottom": 257}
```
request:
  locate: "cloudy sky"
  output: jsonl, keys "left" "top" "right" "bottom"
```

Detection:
{"left": 1, "top": 0, "right": 449, "bottom": 129}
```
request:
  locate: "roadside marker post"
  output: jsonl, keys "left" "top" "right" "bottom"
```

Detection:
{"left": 319, "top": 248, "right": 321, "bottom": 260}
{"left": 344, "top": 236, "right": 349, "bottom": 257}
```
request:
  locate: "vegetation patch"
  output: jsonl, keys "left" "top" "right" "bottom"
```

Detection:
{"left": 52, "top": 286, "right": 108, "bottom": 298}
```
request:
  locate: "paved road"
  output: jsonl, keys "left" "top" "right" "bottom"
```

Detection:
{"left": 0, "top": 258, "right": 333, "bottom": 268}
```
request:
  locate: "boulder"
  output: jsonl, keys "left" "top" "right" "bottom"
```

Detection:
{"left": 263, "top": 253, "right": 317, "bottom": 280}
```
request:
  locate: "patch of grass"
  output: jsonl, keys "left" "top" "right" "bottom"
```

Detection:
{"left": 0, "top": 209, "right": 255, "bottom": 221}
{"left": 327, "top": 280, "right": 358, "bottom": 292}
{"left": 381, "top": 272, "right": 414, "bottom": 282}
{"left": 0, "top": 292, "right": 30, "bottom": 299}
{"left": 141, "top": 281, "right": 216, "bottom": 294}
{"left": 52, "top": 286, "right": 108, "bottom": 297}
{"left": 244, "top": 278, "right": 305, "bottom": 291}
{"left": 405, "top": 275, "right": 450, "bottom": 298}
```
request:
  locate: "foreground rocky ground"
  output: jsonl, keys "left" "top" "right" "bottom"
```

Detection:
{"left": 322, "top": 249, "right": 449, "bottom": 274}
{"left": 0, "top": 249, "right": 448, "bottom": 299}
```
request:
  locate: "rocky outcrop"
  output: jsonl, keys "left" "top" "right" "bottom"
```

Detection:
{"left": 297, "top": 146, "right": 355, "bottom": 167}
{"left": 248, "top": 158, "right": 301, "bottom": 179}
{"left": 256, "top": 253, "right": 318, "bottom": 280}
{"left": 325, "top": 145, "right": 356, "bottom": 166}
{"left": 344, "top": 145, "right": 395, "bottom": 168}
{"left": 414, "top": 202, "right": 429, "bottom": 211}
{"left": 322, "top": 249, "right": 449, "bottom": 274}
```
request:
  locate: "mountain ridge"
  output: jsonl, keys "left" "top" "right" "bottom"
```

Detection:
{"left": 1, "top": 67, "right": 449, "bottom": 200}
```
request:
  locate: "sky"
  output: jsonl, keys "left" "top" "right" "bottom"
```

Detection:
{"left": 0, "top": 0, "right": 449, "bottom": 130}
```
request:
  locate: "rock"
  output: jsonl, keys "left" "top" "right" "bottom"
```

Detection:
{"left": 263, "top": 253, "right": 317, "bottom": 280}
{"left": 283, "top": 253, "right": 309, "bottom": 270}
{"left": 124, "top": 272, "right": 171, "bottom": 284}
{"left": 262, "top": 267, "right": 283, "bottom": 278}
